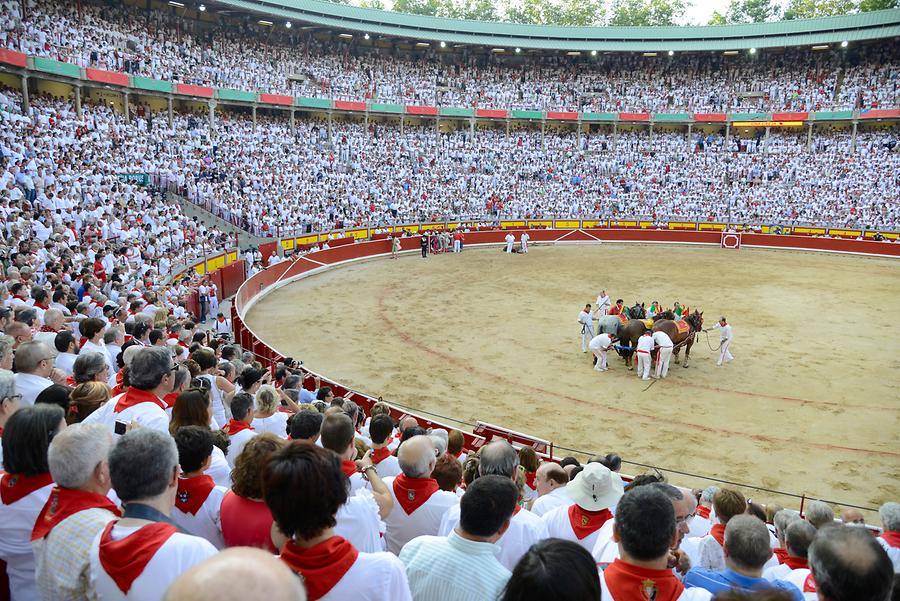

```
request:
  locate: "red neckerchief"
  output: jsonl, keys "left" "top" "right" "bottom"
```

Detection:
{"left": 0, "top": 472, "right": 54, "bottom": 505}
{"left": 217, "top": 317, "right": 225, "bottom": 323}
{"left": 115, "top": 368, "right": 125, "bottom": 386}
{"left": 162, "top": 392, "right": 179, "bottom": 409}
{"left": 513, "top": 503, "right": 522, "bottom": 516}
{"left": 98, "top": 520, "right": 177, "bottom": 595}
{"left": 32, "top": 486, "right": 121, "bottom": 540}
{"left": 392, "top": 474, "right": 440, "bottom": 515}
{"left": 279, "top": 537, "right": 359, "bottom": 601}
{"left": 803, "top": 572, "right": 817, "bottom": 593}
{"left": 340, "top": 460, "right": 357, "bottom": 478}
{"left": 114, "top": 388, "right": 166, "bottom": 412}
{"left": 882, "top": 531, "right": 900, "bottom": 548}
{"left": 774, "top": 547, "right": 790, "bottom": 564}
{"left": 224, "top": 420, "right": 254, "bottom": 436}
{"left": 603, "top": 559, "right": 685, "bottom": 601}
{"left": 782, "top": 554, "right": 809, "bottom": 570}
{"left": 175, "top": 475, "right": 216, "bottom": 515}
{"left": 524, "top": 471, "right": 536, "bottom": 491}
{"left": 110, "top": 384, "right": 125, "bottom": 397}
{"left": 39, "top": 325, "right": 56, "bottom": 332}
{"left": 696, "top": 505, "right": 711, "bottom": 520}
{"left": 370, "top": 447, "right": 392, "bottom": 465}
{"left": 709, "top": 522, "right": 726, "bottom": 547}
{"left": 568, "top": 505, "right": 613, "bottom": 540}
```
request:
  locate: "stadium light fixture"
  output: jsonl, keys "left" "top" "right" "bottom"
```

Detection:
{"left": 440, "top": 41, "right": 446, "bottom": 48}
{"left": 338, "top": 33, "right": 353, "bottom": 38}
{"left": 258, "top": 20, "right": 273, "bottom": 26}
{"left": 364, "top": 33, "right": 370, "bottom": 40}
{"left": 514, "top": 47, "right": 520, "bottom": 53}
{"left": 416, "top": 42, "right": 430, "bottom": 47}
{"left": 567, "top": 51, "right": 581, "bottom": 56}
{"left": 841, "top": 40, "right": 848, "bottom": 47}
{"left": 591, "top": 50, "right": 597, "bottom": 56}
{"left": 198, "top": 3, "right": 205, "bottom": 11}
{"left": 285, "top": 21, "right": 291, "bottom": 28}
{"left": 668, "top": 50, "right": 674, "bottom": 56}
{"left": 168, "top": 1, "right": 184, "bottom": 6}
{"left": 643, "top": 52, "right": 657, "bottom": 57}
{"left": 812, "top": 44, "right": 829, "bottom": 50}
{"left": 749, "top": 47, "right": 756, "bottom": 54}
{"left": 723, "top": 50, "right": 738, "bottom": 55}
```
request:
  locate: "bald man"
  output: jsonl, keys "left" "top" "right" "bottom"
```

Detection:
{"left": 381, "top": 435, "right": 459, "bottom": 554}
{"left": 529, "top": 462, "right": 571, "bottom": 517}
{"left": 164, "top": 548, "right": 306, "bottom": 601}
{"left": 388, "top": 416, "right": 419, "bottom": 451}
{"left": 840, "top": 508, "right": 865, "bottom": 526}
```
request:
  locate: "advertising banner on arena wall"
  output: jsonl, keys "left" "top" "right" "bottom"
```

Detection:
{"left": 117, "top": 173, "right": 150, "bottom": 186}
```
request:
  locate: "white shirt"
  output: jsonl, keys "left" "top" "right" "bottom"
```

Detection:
{"left": 0, "top": 481, "right": 54, "bottom": 601}
{"left": 877, "top": 536, "right": 900, "bottom": 573}
{"left": 636, "top": 334, "right": 656, "bottom": 354}
{"left": 225, "top": 428, "right": 258, "bottom": 467}
{"left": 80, "top": 340, "right": 117, "bottom": 387}
{"left": 652, "top": 330, "right": 674, "bottom": 347}
{"left": 601, "top": 569, "right": 713, "bottom": 601}
{"left": 400, "top": 530, "right": 510, "bottom": 601}
{"left": 597, "top": 295, "right": 611, "bottom": 310}
{"left": 372, "top": 453, "right": 402, "bottom": 479}
{"left": 591, "top": 518, "right": 619, "bottom": 565}
{"left": 82, "top": 393, "right": 170, "bottom": 434}
{"left": 439, "top": 503, "right": 547, "bottom": 571}
{"left": 317, "top": 550, "right": 412, "bottom": 601}
{"left": 589, "top": 333, "right": 614, "bottom": 352}
{"left": 530, "top": 486, "right": 571, "bottom": 517}
{"left": 578, "top": 310, "right": 592, "bottom": 331}
{"left": 251, "top": 412, "right": 290, "bottom": 438}
{"left": 382, "top": 476, "right": 459, "bottom": 555}
{"left": 693, "top": 533, "right": 726, "bottom": 571}
{"left": 780, "top": 567, "right": 818, "bottom": 600}
{"left": 88, "top": 525, "right": 218, "bottom": 601}
{"left": 205, "top": 446, "right": 232, "bottom": 488}
{"left": 714, "top": 323, "right": 733, "bottom": 342}
{"left": 541, "top": 502, "right": 607, "bottom": 553}
{"left": 55, "top": 351, "right": 78, "bottom": 376}
{"left": 14, "top": 372, "right": 53, "bottom": 406}
{"left": 170, "top": 482, "right": 228, "bottom": 549}
{"left": 335, "top": 489, "right": 385, "bottom": 553}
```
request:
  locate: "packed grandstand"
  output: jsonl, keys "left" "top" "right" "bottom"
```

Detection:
{"left": 0, "top": 0, "right": 898, "bottom": 600}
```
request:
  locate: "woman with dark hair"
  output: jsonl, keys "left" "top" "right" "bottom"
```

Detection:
{"left": 235, "top": 367, "right": 267, "bottom": 398}
{"left": 0, "top": 404, "right": 66, "bottom": 601}
{"left": 500, "top": 539, "right": 601, "bottom": 601}
{"left": 263, "top": 442, "right": 411, "bottom": 601}
{"left": 34, "top": 384, "right": 74, "bottom": 414}
{"left": 220, "top": 433, "right": 285, "bottom": 553}
{"left": 518, "top": 447, "right": 540, "bottom": 501}
{"left": 170, "top": 388, "right": 231, "bottom": 487}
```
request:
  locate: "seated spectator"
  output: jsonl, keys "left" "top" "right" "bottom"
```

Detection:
{"left": 163, "top": 547, "right": 307, "bottom": 601}
{"left": 73, "top": 352, "right": 112, "bottom": 386}
{"left": 264, "top": 442, "right": 411, "bottom": 601}
{"left": 401, "top": 475, "right": 518, "bottom": 601}
{"left": 320, "top": 413, "right": 367, "bottom": 495}
{"left": 170, "top": 388, "right": 230, "bottom": 487}
{"left": 13, "top": 340, "right": 56, "bottom": 405}
{"left": 53, "top": 331, "right": 79, "bottom": 376}
{"left": 683, "top": 515, "right": 803, "bottom": 600}
{"left": 289, "top": 409, "right": 323, "bottom": 444}
{"left": 223, "top": 393, "right": 257, "bottom": 467}
{"left": 601, "top": 485, "right": 712, "bottom": 600}
{"left": 808, "top": 524, "right": 894, "bottom": 601}
{"left": 0, "top": 369, "right": 20, "bottom": 464}
{"left": 446, "top": 429, "right": 466, "bottom": 464}
{"left": 694, "top": 488, "right": 748, "bottom": 571}
{"left": 771, "top": 509, "right": 802, "bottom": 565}
{"left": 839, "top": 508, "right": 865, "bottom": 526}
{"left": 804, "top": 501, "right": 835, "bottom": 530}
{"left": 32, "top": 423, "right": 120, "bottom": 600}
{"left": 171, "top": 426, "right": 228, "bottom": 549}
{"left": 518, "top": 446, "right": 539, "bottom": 501}
{"left": 499, "top": 538, "right": 600, "bottom": 601}
{"left": 83, "top": 347, "right": 174, "bottom": 433}
{"left": 87, "top": 429, "right": 217, "bottom": 600}
{"left": 530, "top": 462, "right": 571, "bottom": 516}
{"left": 252, "top": 385, "right": 290, "bottom": 438}
{"left": 541, "top": 462, "right": 623, "bottom": 552}
{"left": 763, "top": 520, "right": 817, "bottom": 598}
{"left": 382, "top": 435, "right": 459, "bottom": 555}
{"left": 431, "top": 454, "right": 462, "bottom": 493}
{"left": 35, "top": 383, "right": 73, "bottom": 413}
{"left": 689, "top": 486, "right": 719, "bottom": 538}
{"left": 876, "top": 501, "right": 899, "bottom": 573}
{"left": 0, "top": 404, "right": 66, "bottom": 601}
{"left": 439, "top": 441, "right": 545, "bottom": 571}
{"left": 68, "top": 382, "right": 112, "bottom": 424}
{"left": 368, "top": 414, "right": 401, "bottom": 477}
{"left": 219, "top": 433, "right": 284, "bottom": 553}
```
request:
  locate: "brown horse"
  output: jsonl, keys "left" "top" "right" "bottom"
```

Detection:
{"left": 617, "top": 319, "right": 650, "bottom": 370}
{"left": 651, "top": 310, "right": 704, "bottom": 368}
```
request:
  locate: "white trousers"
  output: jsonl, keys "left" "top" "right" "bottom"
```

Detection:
{"left": 637, "top": 352, "right": 651, "bottom": 379}
{"left": 592, "top": 349, "right": 608, "bottom": 370}
{"left": 656, "top": 346, "right": 673, "bottom": 378}
{"left": 521, "top": 240, "right": 528, "bottom": 253}
{"left": 718, "top": 340, "right": 733, "bottom": 365}
{"left": 453, "top": 240, "right": 461, "bottom": 252}
{"left": 506, "top": 242, "right": 514, "bottom": 253}
{"left": 582, "top": 326, "right": 595, "bottom": 352}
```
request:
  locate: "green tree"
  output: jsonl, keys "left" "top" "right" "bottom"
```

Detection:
{"left": 447, "top": 0, "right": 499, "bottom": 20}
{"left": 858, "top": 0, "right": 897, "bottom": 10}
{"left": 359, "top": 0, "right": 386, "bottom": 8}
{"left": 708, "top": 10, "right": 728, "bottom": 24}
{"left": 557, "top": 0, "right": 606, "bottom": 25}
{"left": 783, "top": 0, "right": 858, "bottom": 19}
{"left": 725, "top": 0, "right": 781, "bottom": 22}
{"left": 608, "top": 0, "right": 689, "bottom": 26}
{"left": 391, "top": 0, "right": 445, "bottom": 16}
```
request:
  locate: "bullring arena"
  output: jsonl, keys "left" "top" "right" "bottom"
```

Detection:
{"left": 240, "top": 228, "right": 900, "bottom": 516}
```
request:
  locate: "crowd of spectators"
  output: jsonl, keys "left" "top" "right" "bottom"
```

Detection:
{"left": 2, "top": 0, "right": 898, "bottom": 112}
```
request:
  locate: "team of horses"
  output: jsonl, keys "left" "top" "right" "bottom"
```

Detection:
{"left": 597, "top": 307, "right": 705, "bottom": 369}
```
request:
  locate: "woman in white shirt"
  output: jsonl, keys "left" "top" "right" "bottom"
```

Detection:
{"left": 251, "top": 385, "right": 290, "bottom": 438}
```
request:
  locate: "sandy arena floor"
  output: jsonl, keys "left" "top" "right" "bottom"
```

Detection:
{"left": 246, "top": 243, "right": 899, "bottom": 515}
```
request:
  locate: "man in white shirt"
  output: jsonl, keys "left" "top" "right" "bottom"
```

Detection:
{"left": 367, "top": 414, "right": 402, "bottom": 478}
{"left": 876, "top": 501, "right": 900, "bottom": 573}
{"left": 652, "top": 329, "right": 675, "bottom": 379}
{"left": 578, "top": 303, "right": 594, "bottom": 353}
{"left": 12, "top": 341, "right": 56, "bottom": 405}
{"left": 530, "top": 462, "right": 571, "bottom": 517}
{"left": 589, "top": 332, "right": 617, "bottom": 372}
{"left": 88, "top": 429, "right": 217, "bottom": 601}
{"left": 710, "top": 317, "right": 733, "bottom": 366}
{"left": 541, "top": 462, "right": 623, "bottom": 553}
{"left": 596, "top": 290, "right": 611, "bottom": 318}
{"left": 82, "top": 346, "right": 174, "bottom": 433}
{"left": 401, "top": 475, "right": 517, "bottom": 601}
{"left": 171, "top": 427, "right": 228, "bottom": 549}
{"left": 808, "top": 524, "right": 894, "bottom": 601}
{"left": 320, "top": 412, "right": 368, "bottom": 495}
{"left": 504, "top": 232, "right": 515, "bottom": 253}
{"left": 519, "top": 231, "right": 529, "bottom": 253}
{"left": 635, "top": 330, "right": 655, "bottom": 380}
{"left": 763, "top": 520, "right": 817, "bottom": 598}
{"left": 382, "top": 435, "right": 459, "bottom": 554}
{"left": 438, "top": 441, "right": 546, "bottom": 571}
{"left": 222, "top": 393, "right": 257, "bottom": 468}
{"left": 688, "top": 486, "right": 718, "bottom": 539}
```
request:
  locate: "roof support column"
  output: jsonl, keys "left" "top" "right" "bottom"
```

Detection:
{"left": 208, "top": 99, "right": 215, "bottom": 139}
{"left": 806, "top": 122, "right": 813, "bottom": 152}
{"left": 167, "top": 95, "right": 173, "bottom": 128}
{"left": 327, "top": 110, "right": 332, "bottom": 141}
{"left": 764, "top": 126, "right": 770, "bottom": 153}
{"left": 687, "top": 123, "right": 692, "bottom": 150}
{"left": 541, "top": 119, "right": 546, "bottom": 152}
{"left": 74, "top": 85, "right": 82, "bottom": 119}
{"left": 20, "top": 74, "right": 28, "bottom": 115}
{"left": 469, "top": 117, "right": 474, "bottom": 141}
{"left": 612, "top": 122, "right": 617, "bottom": 152}
{"left": 505, "top": 117, "right": 510, "bottom": 140}
{"left": 725, "top": 122, "right": 731, "bottom": 150}
{"left": 577, "top": 119, "right": 582, "bottom": 149}
{"left": 123, "top": 91, "right": 130, "bottom": 121}
{"left": 400, "top": 114, "right": 404, "bottom": 136}
{"left": 435, "top": 114, "right": 440, "bottom": 158}
{"left": 649, "top": 121, "right": 653, "bottom": 141}
{"left": 290, "top": 108, "right": 295, "bottom": 134}
{"left": 252, "top": 105, "right": 257, "bottom": 132}
{"left": 851, "top": 120, "right": 857, "bottom": 153}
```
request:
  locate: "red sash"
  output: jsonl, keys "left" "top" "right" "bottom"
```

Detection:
{"left": 370, "top": 447, "right": 392, "bottom": 466}
{"left": 279, "top": 537, "right": 359, "bottom": 601}
{"left": 392, "top": 474, "right": 440, "bottom": 515}
{"left": 224, "top": 420, "right": 254, "bottom": 436}
{"left": 603, "top": 559, "right": 685, "bottom": 601}
{"left": 0, "top": 472, "right": 54, "bottom": 505}
{"left": 568, "top": 505, "right": 612, "bottom": 540}
{"left": 882, "top": 531, "right": 900, "bottom": 548}
{"left": 774, "top": 547, "right": 790, "bottom": 564}
{"left": 175, "top": 475, "right": 216, "bottom": 515}
{"left": 709, "top": 523, "right": 726, "bottom": 547}
{"left": 782, "top": 554, "right": 808, "bottom": 570}
{"left": 524, "top": 471, "right": 537, "bottom": 491}
{"left": 696, "top": 505, "right": 711, "bottom": 520}
{"left": 341, "top": 460, "right": 357, "bottom": 478}
{"left": 32, "top": 487, "right": 121, "bottom": 540}
{"left": 114, "top": 388, "right": 166, "bottom": 412}
{"left": 98, "top": 521, "right": 177, "bottom": 594}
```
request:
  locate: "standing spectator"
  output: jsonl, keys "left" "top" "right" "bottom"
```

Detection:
{"left": 401, "top": 475, "right": 518, "bottom": 601}
{"left": 808, "top": 524, "right": 894, "bottom": 601}
{"left": 0, "top": 405, "right": 65, "bottom": 601}
{"left": 265, "top": 442, "right": 411, "bottom": 601}
{"left": 32, "top": 423, "right": 120, "bottom": 600}
{"left": 499, "top": 539, "right": 600, "bottom": 601}
{"left": 87, "top": 429, "right": 217, "bottom": 600}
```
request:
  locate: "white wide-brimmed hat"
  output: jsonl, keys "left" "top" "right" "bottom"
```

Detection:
{"left": 566, "top": 462, "right": 624, "bottom": 512}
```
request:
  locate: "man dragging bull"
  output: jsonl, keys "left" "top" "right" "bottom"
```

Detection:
{"left": 589, "top": 332, "right": 618, "bottom": 372}
{"left": 578, "top": 304, "right": 594, "bottom": 353}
